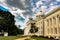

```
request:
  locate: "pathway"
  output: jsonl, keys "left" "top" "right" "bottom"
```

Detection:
{"left": 15, "top": 37, "right": 31, "bottom": 40}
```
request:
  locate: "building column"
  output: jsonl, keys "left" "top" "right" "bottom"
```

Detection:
{"left": 49, "top": 19, "right": 51, "bottom": 35}
{"left": 56, "top": 17, "right": 59, "bottom": 35}
{"left": 44, "top": 20, "right": 47, "bottom": 36}
{"left": 52, "top": 18, "right": 54, "bottom": 35}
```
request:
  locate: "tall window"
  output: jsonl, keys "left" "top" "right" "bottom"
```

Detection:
{"left": 47, "top": 20, "right": 49, "bottom": 26}
{"left": 57, "top": 15, "right": 59, "bottom": 18}
{"left": 51, "top": 28, "right": 53, "bottom": 34}
{"left": 50, "top": 18, "right": 52, "bottom": 26}
{"left": 53, "top": 17, "right": 56, "bottom": 25}
{"left": 48, "top": 29, "right": 49, "bottom": 34}
{"left": 39, "top": 15, "right": 40, "bottom": 19}
{"left": 58, "top": 27, "right": 60, "bottom": 34}
{"left": 41, "top": 31, "right": 43, "bottom": 34}
{"left": 54, "top": 28, "right": 57, "bottom": 34}
{"left": 59, "top": 17, "right": 60, "bottom": 22}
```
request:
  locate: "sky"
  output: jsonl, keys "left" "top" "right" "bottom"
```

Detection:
{"left": 0, "top": 0, "right": 60, "bottom": 29}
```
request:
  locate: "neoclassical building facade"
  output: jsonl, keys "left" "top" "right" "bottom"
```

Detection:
{"left": 24, "top": 6, "right": 60, "bottom": 39}
{"left": 35, "top": 11, "right": 44, "bottom": 36}
{"left": 24, "top": 18, "right": 36, "bottom": 35}
{"left": 44, "top": 6, "right": 60, "bottom": 39}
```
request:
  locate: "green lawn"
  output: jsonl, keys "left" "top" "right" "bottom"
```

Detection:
{"left": 0, "top": 36, "right": 52, "bottom": 40}
{"left": 0, "top": 36, "right": 25, "bottom": 40}
{"left": 31, "top": 37, "right": 50, "bottom": 40}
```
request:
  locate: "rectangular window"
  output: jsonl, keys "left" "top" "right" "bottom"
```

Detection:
{"left": 47, "top": 20, "right": 49, "bottom": 26}
{"left": 41, "top": 31, "right": 43, "bottom": 34}
{"left": 58, "top": 27, "right": 60, "bottom": 34}
{"left": 48, "top": 29, "right": 49, "bottom": 34}
{"left": 51, "top": 28, "right": 53, "bottom": 34}
{"left": 54, "top": 28, "right": 57, "bottom": 34}
{"left": 53, "top": 17, "right": 56, "bottom": 25}
{"left": 59, "top": 17, "right": 60, "bottom": 22}
{"left": 50, "top": 18, "right": 52, "bottom": 26}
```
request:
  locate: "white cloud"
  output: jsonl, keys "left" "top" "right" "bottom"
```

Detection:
{"left": 17, "top": 9, "right": 26, "bottom": 13}
{"left": 45, "top": 6, "right": 59, "bottom": 15}
{"left": 15, "top": 21, "right": 26, "bottom": 29}
{"left": 36, "top": 1, "right": 43, "bottom": 8}
{"left": 50, "top": 3, "right": 54, "bottom": 6}
{"left": 32, "top": 7, "right": 36, "bottom": 12}
{"left": 0, "top": 0, "right": 6, "bottom": 2}
{"left": 56, "top": 0, "right": 60, "bottom": 2}
{"left": 20, "top": 0, "right": 29, "bottom": 8}
{"left": 10, "top": 8, "right": 26, "bottom": 17}
{"left": 41, "top": 6, "right": 47, "bottom": 13}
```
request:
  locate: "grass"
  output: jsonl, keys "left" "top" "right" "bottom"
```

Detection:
{"left": 0, "top": 36, "right": 26, "bottom": 40}
{"left": 31, "top": 36, "right": 50, "bottom": 40}
{"left": 0, "top": 36, "right": 52, "bottom": 40}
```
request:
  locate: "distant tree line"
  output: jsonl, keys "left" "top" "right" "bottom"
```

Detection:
{"left": 0, "top": 9, "right": 24, "bottom": 35}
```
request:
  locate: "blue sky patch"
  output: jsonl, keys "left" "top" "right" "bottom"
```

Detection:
{"left": 0, "top": 5, "right": 9, "bottom": 12}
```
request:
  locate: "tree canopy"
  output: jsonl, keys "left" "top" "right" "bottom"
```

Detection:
{"left": 0, "top": 9, "right": 19, "bottom": 35}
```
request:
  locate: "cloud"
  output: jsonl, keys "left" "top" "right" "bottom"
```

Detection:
{"left": 40, "top": 0, "right": 52, "bottom": 3}
{"left": 6, "top": 0, "right": 31, "bottom": 10}
{"left": 0, "top": 0, "right": 6, "bottom": 2}
{"left": 32, "top": 7, "right": 36, "bottom": 12}
{"left": 0, "top": 0, "right": 33, "bottom": 29}
{"left": 5, "top": 0, "right": 34, "bottom": 19}
{"left": 40, "top": 6, "right": 47, "bottom": 12}
{"left": 36, "top": 1, "right": 43, "bottom": 8}
{"left": 0, "top": 0, "right": 60, "bottom": 29}
{"left": 15, "top": 21, "right": 26, "bottom": 29}
{"left": 56, "top": 0, "right": 60, "bottom": 2}
{"left": 6, "top": 0, "right": 25, "bottom": 10}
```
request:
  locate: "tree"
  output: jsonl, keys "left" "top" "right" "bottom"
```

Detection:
{"left": 0, "top": 9, "right": 19, "bottom": 35}
{"left": 16, "top": 25, "right": 24, "bottom": 35}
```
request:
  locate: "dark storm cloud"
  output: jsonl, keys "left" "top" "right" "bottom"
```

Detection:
{"left": 6, "top": 0, "right": 31, "bottom": 10}
{"left": 23, "top": 9, "right": 33, "bottom": 17}
{"left": 5, "top": 0, "right": 34, "bottom": 18}
{"left": 6, "top": 0, "right": 25, "bottom": 10}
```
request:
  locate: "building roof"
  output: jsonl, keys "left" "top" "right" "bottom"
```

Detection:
{"left": 45, "top": 6, "right": 60, "bottom": 18}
